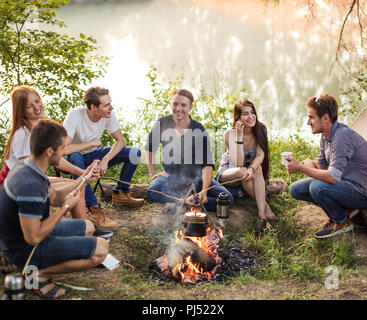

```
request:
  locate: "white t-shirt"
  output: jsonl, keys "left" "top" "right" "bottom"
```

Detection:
{"left": 63, "top": 106, "right": 121, "bottom": 154}
{"left": 6, "top": 126, "right": 31, "bottom": 170}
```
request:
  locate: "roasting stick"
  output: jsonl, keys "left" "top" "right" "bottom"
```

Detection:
{"left": 100, "top": 175, "right": 248, "bottom": 202}
{"left": 200, "top": 176, "right": 248, "bottom": 194}
{"left": 75, "top": 161, "right": 99, "bottom": 192}
{"left": 22, "top": 162, "right": 99, "bottom": 276}
{"left": 100, "top": 176, "right": 181, "bottom": 202}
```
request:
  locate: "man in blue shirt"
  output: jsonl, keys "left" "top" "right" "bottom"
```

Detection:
{"left": 145, "top": 89, "right": 233, "bottom": 212}
{"left": 286, "top": 94, "right": 367, "bottom": 238}
{"left": 0, "top": 119, "right": 108, "bottom": 299}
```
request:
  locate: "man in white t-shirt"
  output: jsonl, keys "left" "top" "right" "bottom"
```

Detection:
{"left": 63, "top": 86, "right": 144, "bottom": 231}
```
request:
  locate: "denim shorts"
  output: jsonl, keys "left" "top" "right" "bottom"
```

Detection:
{"left": 28, "top": 219, "right": 97, "bottom": 270}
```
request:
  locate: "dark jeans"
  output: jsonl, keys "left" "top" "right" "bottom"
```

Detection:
{"left": 289, "top": 178, "right": 367, "bottom": 224}
{"left": 147, "top": 175, "right": 234, "bottom": 212}
{"left": 67, "top": 146, "right": 141, "bottom": 207}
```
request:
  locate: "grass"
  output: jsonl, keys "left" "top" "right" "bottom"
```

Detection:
{"left": 0, "top": 133, "right": 366, "bottom": 300}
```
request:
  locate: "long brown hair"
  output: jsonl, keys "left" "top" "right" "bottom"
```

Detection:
{"left": 3, "top": 85, "right": 42, "bottom": 160}
{"left": 232, "top": 99, "right": 270, "bottom": 182}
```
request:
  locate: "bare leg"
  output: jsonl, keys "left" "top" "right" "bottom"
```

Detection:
{"left": 241, "top": 179, "right": 267, "bottom": 220}
{"left": 85, "top": 220, "right": 95, "bottom": 237}
{"left": 50, "top": 178, "right": 87, "bottom": 219}
{"left": 219, "top": 167, "right": 246, "bottom": 187}
{"left": 220, "top": 166, "right": 276, "bottom": 220}
{"left": 241, "top": 168, "right": 276, "bottom": 221}
{"left": 70, "top": 187, "right": 86, "bottom": 219}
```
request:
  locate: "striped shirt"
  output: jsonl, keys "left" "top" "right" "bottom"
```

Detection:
{"left": 0, "top": 158, "right": 50, "bottom": 267}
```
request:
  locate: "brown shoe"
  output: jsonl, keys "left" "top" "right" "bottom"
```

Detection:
{"left": 89, "top": 206, "right": 119, "bottom": 231}
{"left": 112, "top": 190, "right": 144, "bottom": 207}
{"left": 314, "top": 218, "right": 353, "bottom": 239}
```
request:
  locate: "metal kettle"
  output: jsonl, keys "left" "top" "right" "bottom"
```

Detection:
{"left": 2, "top": 273, "right": 24, "bottom": 300}
{"left": 216, "top": 192, "right": 230, "bottom": 218}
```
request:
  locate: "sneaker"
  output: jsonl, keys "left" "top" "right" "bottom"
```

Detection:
{"left": 112, "top": 189, "right": 144, "bottom": 207}
{"left": 93, "top": 229, "right": 114, "bottom": 239}
{"left": 314, "top": 219, "right": 354, "bottom": 239}
{"left": 89, "top": 206, "right": 119, "bottom": 231}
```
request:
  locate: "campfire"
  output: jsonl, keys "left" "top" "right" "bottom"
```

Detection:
{"left": 156, "top": 207, "right": 224, "bottom": 283}
{"left": 154, "top": 184, "right": 258, "bottom": 283}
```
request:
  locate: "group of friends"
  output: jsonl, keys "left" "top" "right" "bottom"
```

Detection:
{"left": 0, "top": 85, "right": 366, "bottom": 299}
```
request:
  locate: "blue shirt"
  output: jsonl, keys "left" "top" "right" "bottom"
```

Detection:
{"left": 318, "top": 121, "right": 367, "bottom": 197}
{"left": 0, "top": 158, "right": 50, "bottom": 267}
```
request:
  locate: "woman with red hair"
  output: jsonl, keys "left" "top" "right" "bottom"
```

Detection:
{"left": 1, "top": 85, "right": 88, "bottom": 219}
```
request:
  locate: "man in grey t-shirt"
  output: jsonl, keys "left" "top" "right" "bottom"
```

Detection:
{"left": 285, "top": 94, "right": 367, "bottom": 239}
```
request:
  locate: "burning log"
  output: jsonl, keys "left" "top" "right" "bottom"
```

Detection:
{"left": 166, "top": 238, "right": 216, "bottom": 280}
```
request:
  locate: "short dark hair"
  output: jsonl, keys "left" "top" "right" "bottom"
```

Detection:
{"left": 171, "top": 89, "right": 194, "bottom": 105}
{"left": 306, "top": 93, "right": 338, "bottom": 123}
{"left": 83, "top": 86, "right": 109, "bottom": 109}
{"left": 30, "top": 119, "right": 67, "bottom": 157}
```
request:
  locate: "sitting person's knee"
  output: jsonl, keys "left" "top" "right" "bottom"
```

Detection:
{"left": 253, "top": 166, "right": 262, "bottom": 177}
{"left": 239, "top": 167, "right": 247, "bottom": 177}
{"left": 67, "top": 152, "right": 84, "bottom": 166}
{"left": 135, "top": 147, "right": 141, "bottom": 158}
{"left": 128, "top": 147, "right": 141, "bottom": 165}
{"left": 309, "top": 179, "right": 327, "bottom": 196}
{"left": 289, "top": 182, "right": 299, "bottom": 198}
{"left": 85, "top": 220, "right": 95, "bottom": 236}
{"left": 91, "top": 238, "right": 109, "bottom": 266}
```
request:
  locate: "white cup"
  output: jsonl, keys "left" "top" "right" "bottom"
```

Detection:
{"left": 281, "top": 151, "right": 293, "bottom": 165}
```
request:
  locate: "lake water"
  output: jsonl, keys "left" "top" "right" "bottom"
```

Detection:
{"left": 6, "top": 0, "right": 360, "bottom": 143}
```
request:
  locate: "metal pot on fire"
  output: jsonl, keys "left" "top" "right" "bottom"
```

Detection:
{"left": 183, "top": 211, "right": 208, "bottom": 237}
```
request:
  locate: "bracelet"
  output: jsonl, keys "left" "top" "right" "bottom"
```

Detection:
{"left": 236, "top": 141, "right": 243, "bottom": 144}
{"left": 63, "top": 204, "right": 69, "bottom": 211}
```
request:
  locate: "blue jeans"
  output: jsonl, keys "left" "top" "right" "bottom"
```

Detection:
{"left": 67, "top": 146, "right": 141, "bottom": 207}
{"left": 147, "top": 175, "right": 234, "bottom": 212}
{"left": 289, "top": 178, "right": 367, "bottom": 224}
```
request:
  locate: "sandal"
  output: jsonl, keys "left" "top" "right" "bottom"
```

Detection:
{"left": 32, "top": 279, "right": 65, "bottom": 300}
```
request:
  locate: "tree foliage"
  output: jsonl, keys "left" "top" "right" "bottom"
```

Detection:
{"left": 0, "top": 0, "right": 108, "bottom": 121}
{"left": 0, "top": 0, "right": 108, "bottom": 162}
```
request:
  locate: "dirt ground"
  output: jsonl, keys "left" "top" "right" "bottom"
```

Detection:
{"left": 1, "top": 184, "right": 367, "bottom": 300}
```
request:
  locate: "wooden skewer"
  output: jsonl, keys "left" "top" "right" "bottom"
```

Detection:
{"left": 100, "top": 177, "right": 182, "bottom": 202}
{"left": 76, "top": 161, "right": 99, "bottom": 192}
{"left": 100, "top": 175, "right": 248, "bottom": 202}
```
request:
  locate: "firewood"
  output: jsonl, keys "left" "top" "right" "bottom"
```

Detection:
{"left": 166, "top": 238, "right": 216, "bottom": 279}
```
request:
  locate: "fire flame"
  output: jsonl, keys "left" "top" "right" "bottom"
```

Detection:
{"left": 173, "top": 228, "right": 223, "bottom": 282}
